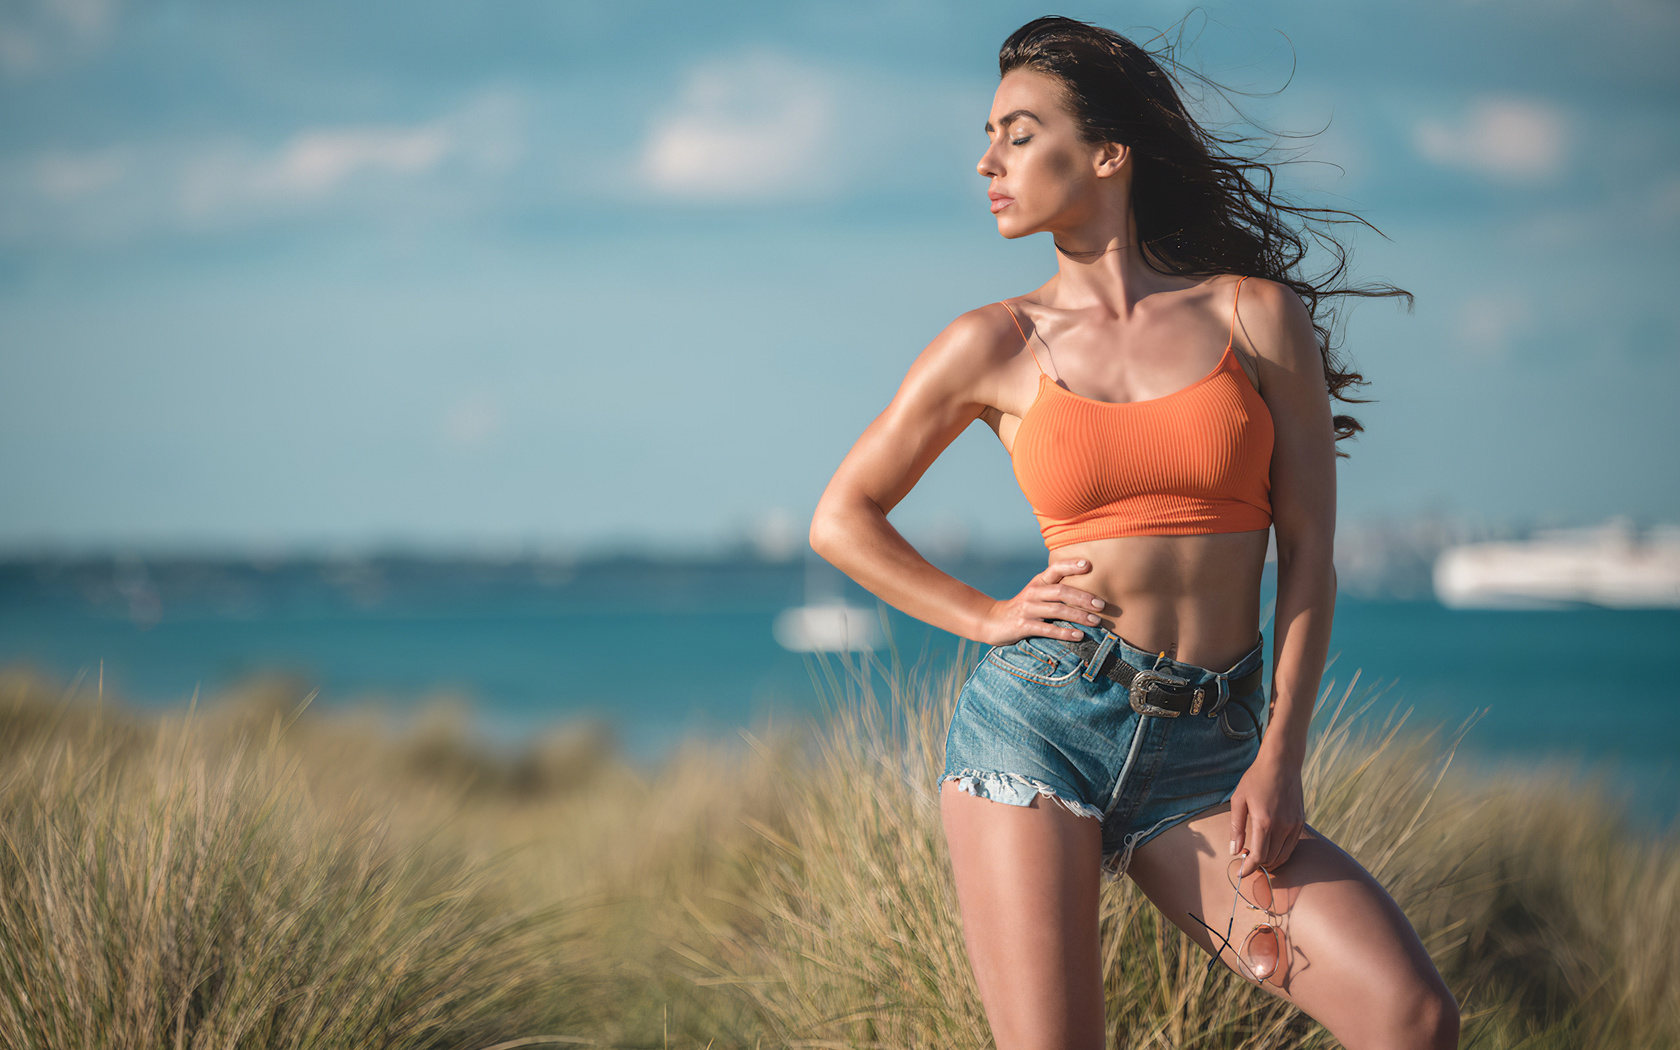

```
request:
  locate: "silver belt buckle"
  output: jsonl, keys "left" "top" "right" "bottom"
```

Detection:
{"left": 1128, "top": 669, "right": 1190, "bottom": 717}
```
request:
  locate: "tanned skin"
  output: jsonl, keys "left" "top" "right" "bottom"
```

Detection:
{"left": 809, "top": 68, "right": 1459, "bottom": 1050}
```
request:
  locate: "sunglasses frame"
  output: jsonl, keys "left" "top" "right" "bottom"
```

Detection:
{"left": 1186, "top": 854, "right": 1290, "bottom": 986}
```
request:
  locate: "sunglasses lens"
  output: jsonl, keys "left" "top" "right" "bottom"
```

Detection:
{"left": 1245, "top": 925, "right": 1280, "bottom": 981}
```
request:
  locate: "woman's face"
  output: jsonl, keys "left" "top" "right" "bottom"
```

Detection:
{"left": 977, "top": 68, "right": 1123, "bottom": 239}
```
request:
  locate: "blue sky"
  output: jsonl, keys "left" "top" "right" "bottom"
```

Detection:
{"left": 1, "top": 0, "right": 1676, "bottom": 554}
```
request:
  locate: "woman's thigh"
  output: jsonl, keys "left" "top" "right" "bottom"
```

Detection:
{"left": 1126, "top": 804, "right": 1459, "bottom": 1049}
{"left": 939, "top": 782, "right": 1106, "bottom": 1050}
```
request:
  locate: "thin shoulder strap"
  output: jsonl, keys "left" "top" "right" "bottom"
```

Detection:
{"left": 998, "top": 300, "right": 1048, "bottom": 376}
{"left": 1226, "top": 275, "right": 1249, "bottom": 350}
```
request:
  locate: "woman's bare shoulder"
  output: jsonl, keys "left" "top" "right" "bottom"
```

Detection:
{"left": 929, "top": 301, "right": 1031, "bottom": 363}
{"left": 899, "top": 300, "right": 1033, "bottom": 397}
{"left": 1229, "top": 275, "right": 1320, "bottom": 373}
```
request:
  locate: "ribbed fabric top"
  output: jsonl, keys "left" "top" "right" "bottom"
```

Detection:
{"left": 1002, "top": 276, "right": 1274, "bottom": 550}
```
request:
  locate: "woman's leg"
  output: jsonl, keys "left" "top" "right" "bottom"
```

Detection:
{"left": 940, "top": 781, "right": 1106, "bottom": 1050}
{"left": 1126, "top": 804, "right": 1460, "bottom": 1050}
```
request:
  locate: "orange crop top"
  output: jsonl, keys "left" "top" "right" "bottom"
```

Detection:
{"left": 1001, "top": 275, "right": 1274, "bottom": 550}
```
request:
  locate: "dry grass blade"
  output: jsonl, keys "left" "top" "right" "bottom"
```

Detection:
{"left": 2, "top": 654, "right": 1676, "bottom": 1049}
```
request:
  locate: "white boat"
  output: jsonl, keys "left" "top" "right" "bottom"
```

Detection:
{"left": 773, "top": 551, "right": 883, "bottom": 652}
{"left": 773, "top": 600, "right": 883, "bottom": 652}
{"left": 1433, "top": 520, "right": 1680, "bottom": 609}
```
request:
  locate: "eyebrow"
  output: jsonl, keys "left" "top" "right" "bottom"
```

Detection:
{"left": 984, "top": 109, "right": 1041, "bottom": 134}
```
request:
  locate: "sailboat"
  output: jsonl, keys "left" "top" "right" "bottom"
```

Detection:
{"left": 773, "top": 549, "right": 883, "bottom": 652}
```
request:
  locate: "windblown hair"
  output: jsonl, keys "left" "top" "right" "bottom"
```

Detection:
{"left": 1000, "top": 15, "right": 1408, "bottom": 451}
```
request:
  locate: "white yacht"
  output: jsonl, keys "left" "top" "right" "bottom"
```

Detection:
{"left": 1433, "top": 519, "right": 1680, "bottom": 609}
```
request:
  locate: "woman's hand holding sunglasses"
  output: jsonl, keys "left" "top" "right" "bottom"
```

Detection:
{"left": 1229, "top": 747, "right": 1305, "bottom": 879}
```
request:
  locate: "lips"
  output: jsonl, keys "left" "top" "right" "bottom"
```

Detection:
{"left": 988, "top": 192, "right": 1014, "bottom": 214}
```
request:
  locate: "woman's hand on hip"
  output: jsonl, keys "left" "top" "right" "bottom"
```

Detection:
{"left": 979, "top": 558, "right": 1108, "bottom": 646}
{"left": 1229, "top": 750, "right": 1306, "bottom": 878}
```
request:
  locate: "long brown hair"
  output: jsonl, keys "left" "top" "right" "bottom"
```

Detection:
{"left": 1000, "top": 15, "right": 1409, "bottom": 452}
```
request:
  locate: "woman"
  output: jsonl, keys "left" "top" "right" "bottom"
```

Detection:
{"left": 808, "top": 16, "right": 1460, "bottom": 1050}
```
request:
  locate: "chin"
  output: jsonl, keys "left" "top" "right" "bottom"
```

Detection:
{"left": 994, "top": 215, "right": 1039, "bottom": 240}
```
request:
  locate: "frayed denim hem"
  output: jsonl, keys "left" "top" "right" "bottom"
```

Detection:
{"left": 940, "top": 768, "right": 1104, "bottom": 821}
{"left": 1100, "top": 798, "right": 1236, "bottom": 882}
{"left": 1099, "top": 810, "right": 1193, "bottom": 882}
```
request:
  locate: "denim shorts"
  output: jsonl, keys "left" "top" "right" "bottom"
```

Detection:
{"left": 941, "top": 619, "right": 1268, "bottom": 880}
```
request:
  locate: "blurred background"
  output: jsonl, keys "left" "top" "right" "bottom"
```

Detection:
{"left": 1, "top": 1, "right": 1675, "bottom": 819}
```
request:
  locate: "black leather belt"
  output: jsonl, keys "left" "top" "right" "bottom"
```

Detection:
{"left": 1069, "top": 636, "right": 1263, "bottom": 718}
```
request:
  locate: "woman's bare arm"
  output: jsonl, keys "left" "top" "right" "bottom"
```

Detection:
{"left": 1229, "top": 277, "right": 1340, "bottom": 877}
{"left": 809, "top": 306, "right": 1106, "bottom": 646}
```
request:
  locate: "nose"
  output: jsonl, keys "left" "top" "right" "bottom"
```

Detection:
{"left": 977, "top": 138, "right": 1002, "bottom": 179}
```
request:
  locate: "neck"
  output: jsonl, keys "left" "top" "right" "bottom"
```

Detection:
{"left": 1045, "top": 199, "right": 1175, "bottom": 316}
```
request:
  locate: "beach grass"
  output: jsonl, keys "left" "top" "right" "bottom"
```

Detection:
{"left": 0, "top": 657, "right": 1675, "bottom": 1049}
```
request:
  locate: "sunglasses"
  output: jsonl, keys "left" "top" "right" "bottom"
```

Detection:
{"left": 1186, "top": 854, "right": 1290, "bottom": 986}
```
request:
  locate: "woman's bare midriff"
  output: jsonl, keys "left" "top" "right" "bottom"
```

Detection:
{"left": 1053, "top": 528, "right": 1270, "bottom": 672}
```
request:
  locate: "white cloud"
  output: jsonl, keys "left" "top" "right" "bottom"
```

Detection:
{"left": 1414, "top": 96, "right": 1570, "bottom": 182}
{"left": 1261, "top": 89, "right": 1373, "bottom": 191}
{"left": 179, "top": 124, "right": 457, "bottom": 217}
{"left": 442, "top": 394, "right": 504, "bottom": 449}
{"left": 0, "top": 91, "right": 526, "bottom": 243}
{"left": 0, "top": 0, "right": 119, "bottom": 76}
{"left": 1455, "top": 292, "right": 1532, "bottom": 357}
{"left": 267, "top": 127, "right": 454, "bottom": 196}
{"left": 50, "top": 0, "right": 113, "bottom": 35}
{"left": 639, "top": 52, "right": 839, "bottom": 202}
{"left": 32, "top": 147, "right": 126, "bottom": 198}
{"left": 748, "top": 508, "right": 801, "bottom": 561}
{"left": 1503, "top": 170, "right": 1680, "bottom": 253}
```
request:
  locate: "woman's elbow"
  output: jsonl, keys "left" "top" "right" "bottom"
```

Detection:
{"left": 809, "top": 507, "right": 839, "bottom": 561}
{"left": 808, "top": 491, "right": 856, "bottom": 562}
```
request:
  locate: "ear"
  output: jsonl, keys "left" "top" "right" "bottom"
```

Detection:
{"left": 1093, "top": 141, "right": 1128, "bottom": 179}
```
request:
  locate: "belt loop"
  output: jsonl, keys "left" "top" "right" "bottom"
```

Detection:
{"left": 1215, "top": 673, "right": 1229, "bottom": 716}
{"left": 1082, "top": 631, "right": 1118, "bottom": 682}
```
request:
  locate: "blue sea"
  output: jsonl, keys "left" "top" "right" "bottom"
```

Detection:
{"left": 2, "top": 553, "right": 1675, "bottom": 829}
